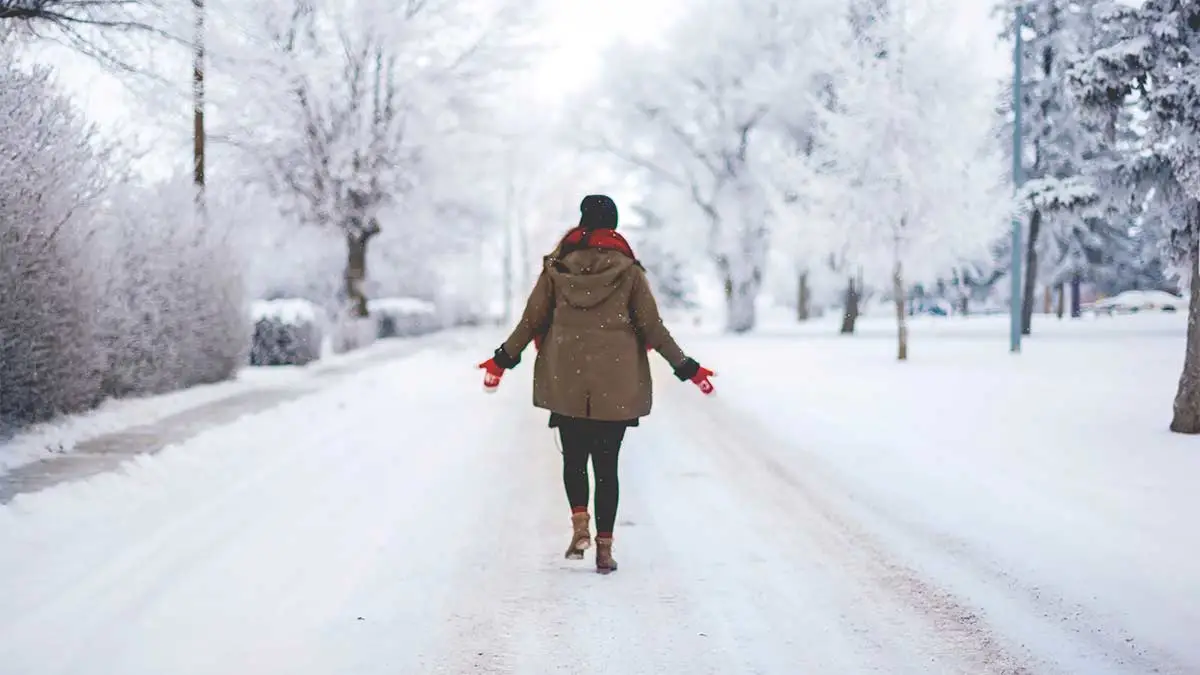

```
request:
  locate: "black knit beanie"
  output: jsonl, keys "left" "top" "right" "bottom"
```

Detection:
{"left": 579, "top": 194, "right": 618, "bottom": 230}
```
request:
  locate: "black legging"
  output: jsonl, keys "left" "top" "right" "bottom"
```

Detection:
{"left": 558, "top": 418, "right": 627, "bottom": 536}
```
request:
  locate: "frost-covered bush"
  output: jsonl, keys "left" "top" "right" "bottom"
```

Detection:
{"left": 0, "top": 56, "right": 108, "bottom": 429}
{"left": 369, "top": 297, "right": 441, "bottom": 338}
{"left": 249, "top": 299, "right": 323, "bottom": 366}
{"left": 0, "top": 45, "right": 248, "bottom": 431}
{"left": 94, "top": 178, "right": 249, "bottom": 397}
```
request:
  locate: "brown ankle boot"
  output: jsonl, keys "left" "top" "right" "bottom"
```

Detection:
{"left": 595, "top": 537, "right": 618, "bottom": 574}
{"left": 565, "top": 511, "right": 591, "bottom": 559}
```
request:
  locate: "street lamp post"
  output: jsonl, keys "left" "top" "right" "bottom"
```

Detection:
{"left": 1009, "top": 4, "right": 1024, "bottom": 354}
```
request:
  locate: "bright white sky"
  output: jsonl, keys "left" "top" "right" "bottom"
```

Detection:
{"left": 525, "top": 0, "right": 682, "bottom": 104}
{"left": 519, "top": 0, "right": 1009, "bottom": 104}
{"left": 41, "top": 0, "right": 1008, "bottom": 171}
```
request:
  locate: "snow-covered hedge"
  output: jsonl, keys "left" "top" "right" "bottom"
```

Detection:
{"left": 0, "top": 58, "right": 109, "bottom": 429}
{"left": 369, "top": 297, "right": 441, "bottom": 338}
{"left": 250, "top": 299, "right": 323, "bottom": 366}
{"left": 0, "top": 51, "right": 247, "bottom": 431}
{"left": 96, "top": 179, "right": 249, "bottom": 396}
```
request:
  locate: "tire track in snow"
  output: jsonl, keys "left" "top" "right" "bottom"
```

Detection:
{"left": 423, "top": 388, "right": 741, "bottom": 674}
{"left": 410, "top": 403, "right": 544, "bottom": 674}
{"left": 631, "top": 416, "right": 917, "bottom": 673}
{"left": 655, "top": 379, "right": 1036, "bottom": 675}
{"left": 494, "top": 406, "right": 740, "bottom": 675}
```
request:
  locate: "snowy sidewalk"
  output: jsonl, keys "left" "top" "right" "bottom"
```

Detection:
{"left": 0, "top": 322, "right": 1196, "bottom": 674}
{"left": 0, "top": 331, "right": 459, "bottom": 504}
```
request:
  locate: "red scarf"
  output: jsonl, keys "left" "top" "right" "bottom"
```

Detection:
{"left": 556, "top": 227, "right": 637, "bottom": 260}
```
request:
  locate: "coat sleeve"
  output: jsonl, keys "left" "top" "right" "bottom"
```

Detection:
{"left": 497, "top": 268, "right": 554, "bottom": 366}
{"left": 628, "top": 265, "right": 693, "bottom": 374}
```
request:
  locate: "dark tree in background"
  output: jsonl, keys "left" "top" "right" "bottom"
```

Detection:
{"left": 0, "top": 0, "right": 170, "bottom": 71}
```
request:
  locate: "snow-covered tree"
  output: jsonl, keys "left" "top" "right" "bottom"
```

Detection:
{"left": 793, "top": 0, "right": 1011, "bottom": 359}
{"left": 1070, "top": 0, "right": 1200, "bottom": 433}
{"left": 235, "top": 0, "right": 532, "bottom": 318}
{"left": 627, "top": 203, "right": 696, "bottom": 310}
{"left": 1, "top": 0, "right": 167, "bottom": 62}
{"left": 576, "top": 0, "right": 837, "bottom": 332}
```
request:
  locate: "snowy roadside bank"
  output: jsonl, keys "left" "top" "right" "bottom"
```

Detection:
{"left": 0, "top": 330, "right": 470, "bottom": 492}
{"left": 676, "top": 313, "right": 1197, "bottom": 671}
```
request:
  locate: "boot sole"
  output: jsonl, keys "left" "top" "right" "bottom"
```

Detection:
{"left": 565, "top": 538, "right": 590, "bottom": 559}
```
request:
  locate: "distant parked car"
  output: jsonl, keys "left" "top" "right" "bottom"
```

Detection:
{"left": 1085, "top": 290, "right": 1186, "bottom": 315}
{"left": 369, "top": 297, "right": 442, "bottom": 338}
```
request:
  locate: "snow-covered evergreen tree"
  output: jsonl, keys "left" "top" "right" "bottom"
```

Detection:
{"left": 1070, "top": 0, "right": 1200, "bottom": 433}
{"left": 998, "top": 0, "right": 1120, "bottom": 330}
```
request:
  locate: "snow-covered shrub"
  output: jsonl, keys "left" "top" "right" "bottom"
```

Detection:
{"left": 94, "top": 177, "right": 249, "bottom": 397}
{"left": 369, "top": 297, "right": 441, "bottom": 338}
{"left": 0, "top": 55, "right": 108, "bottom": 430}
{"left": 249, "top": 299, "right": 323, "bottom": 366}
{"left": 0, "top": 41, "right": 250, "bottom": 431}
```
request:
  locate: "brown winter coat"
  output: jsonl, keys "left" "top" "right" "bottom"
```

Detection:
{"left": 500, "top": 248, "right": 689, "bottom": 422}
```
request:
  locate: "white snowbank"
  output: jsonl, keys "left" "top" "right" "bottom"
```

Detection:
{"left": 1089, "top": 289, "right": 1186, "bottom": 311}
{"left": 251, "top": 298, "right": 321, "bottom": 325}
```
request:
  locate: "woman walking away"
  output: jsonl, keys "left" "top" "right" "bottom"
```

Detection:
{"left": 478, "top": 194, "right": 715, "bottom": 574}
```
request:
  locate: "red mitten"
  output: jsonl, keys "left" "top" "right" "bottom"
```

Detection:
{"left": 478, "top": 358, "right": 504, "bottom": 392}
{"left": 690, "top": 366, "right": 715, "bottom": 395}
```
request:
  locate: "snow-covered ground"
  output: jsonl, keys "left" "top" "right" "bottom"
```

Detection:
{"left": 0, "top": 332, "right": 451, "bottom": 475}
{"left": 0, "top": 315, "right": 1194, "bottom": 674}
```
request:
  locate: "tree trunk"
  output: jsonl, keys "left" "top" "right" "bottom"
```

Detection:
{"left": 1043, "top": 285, "right": 1053, "bottom": 315}
{"left": 797, "top": 271, "right": 810, "bottom": 321}
{"left": 1070, "top": 273, "right": 1082, "bottom": 318}
{"left": 893, "top": 261, "right": 908, "bottom": 361}
{"left": 1021, "top": 209, "right": 1041, "bottom": 335}
{"left": 1170, "top": 218, "right": 1200, "bottom": 434}
{"left": 192, "top": 0, "right": 205, "bottom": 214}
{"left": 840, "top": 276, "right": 859, "bottom": 334}
{"left": 345, "top": 232, "right": 370, "bottom": 318}
{"left": 1055, "top": 283, "right": 1065, "bottom": 319}
{"left": 722, "top": 271, "right": 760, "bottom": 333}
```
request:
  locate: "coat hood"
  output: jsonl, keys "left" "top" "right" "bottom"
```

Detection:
{"left": 546, "top": 248, "right": 635, "bottom": 309}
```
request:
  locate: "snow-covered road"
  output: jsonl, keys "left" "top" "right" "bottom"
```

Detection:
{"left": 0, "top": 333, "right": 1195, "bottom": 674}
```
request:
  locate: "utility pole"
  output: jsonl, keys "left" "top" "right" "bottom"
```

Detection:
{"left": 193, "top": 0, "right": 206, "bottom": 218}
{"left": 502, "top": 176, "right": 514, "bottom": 324}
{"left": 1009, "top": 3, "right": 1024, "bottom": 354}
